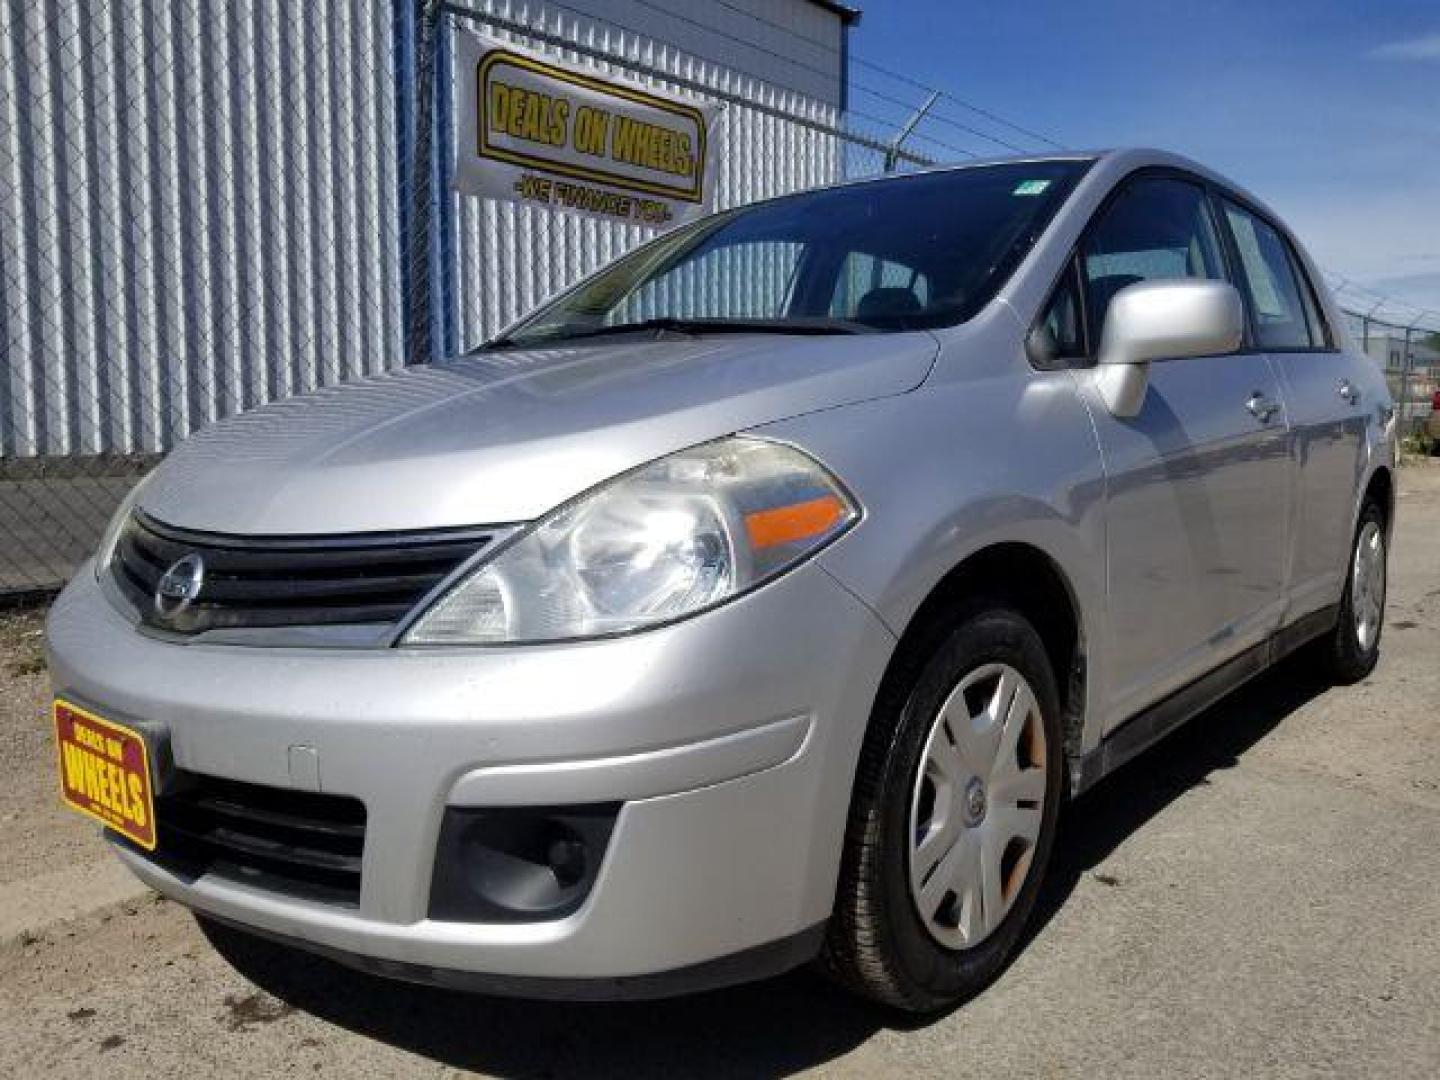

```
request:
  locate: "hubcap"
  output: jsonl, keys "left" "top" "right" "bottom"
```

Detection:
{"left": 962, "top": 778, "right": 988, "bottom": 826}
{"left": 1351, "top": 520, "right": 1386, "bottom": 652}
{"left": 908, "top": 663, "right": 1048, "bottom": 951}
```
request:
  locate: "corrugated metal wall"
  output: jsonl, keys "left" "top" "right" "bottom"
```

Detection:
{"left": 1, "top": 0, "right": 406, "bottom": 456}
{"left": 0, "top": 0, "right": 845, "bottom": 456}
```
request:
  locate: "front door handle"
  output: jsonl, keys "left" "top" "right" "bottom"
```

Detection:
{"left": 1245, "top": 392, "right": 1279, "bottom": 423}
{"left": 1337, "top": 379, "right": 1359, "bottom": 405}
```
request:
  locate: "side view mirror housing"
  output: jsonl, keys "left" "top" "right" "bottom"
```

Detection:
{"left": 1093, "top": 279, "right": 1244, "bottom": 417}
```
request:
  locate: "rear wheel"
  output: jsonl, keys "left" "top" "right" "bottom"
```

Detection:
{"left": 1321, "top": 500, "right": 1387, "bottom": 684}
{"left": 823, "top": 602, "right": 1063, "bottom": 1012}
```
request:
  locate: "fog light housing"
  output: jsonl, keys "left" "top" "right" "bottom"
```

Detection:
{"left": 428, "top": 804, "right": 620, "bottom": 923}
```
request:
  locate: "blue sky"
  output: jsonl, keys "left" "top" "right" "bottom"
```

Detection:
{"left": 849, "top": 0, "right": 1440, "bottom": 323}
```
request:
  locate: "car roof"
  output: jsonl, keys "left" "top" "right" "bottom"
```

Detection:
{"left": 841, "top": 147, "right": 1278, "bottom": 220}
{"left": 715, "top": 148, "right": 1282, "bottom": 246}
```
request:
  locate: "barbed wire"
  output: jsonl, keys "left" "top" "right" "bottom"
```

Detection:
{"left": 1323, "top": 272, "right": 1440, "bottom": 333}
{"left": 849, "top": 56, "right": 1067, "bottom": 151}
{"left": 661, "top": 0, "right": 1072, "bottom": 161}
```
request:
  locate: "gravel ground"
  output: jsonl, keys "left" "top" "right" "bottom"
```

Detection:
{"left": 0, "top": 606, "right": 99, "bottom": 887}
{"left": 2, "top": 466, "right": 1438, "bottom": 1078}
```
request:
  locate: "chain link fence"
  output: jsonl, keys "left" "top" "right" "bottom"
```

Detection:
{"left": 1333, "top": 300, "right": 1440, "bottom": 440}
{"left": 1, "top": 0, "right": 911, "bottom": 600}
{"left": 2, "top": 0, "right": 409, "bottom": 600}
{"left": 2, "top": 1, "right": 1435, "bottom": 602}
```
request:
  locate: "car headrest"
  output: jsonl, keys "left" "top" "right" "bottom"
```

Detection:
{"left": 855, "top": 287, "right": 923, "bottom": 321}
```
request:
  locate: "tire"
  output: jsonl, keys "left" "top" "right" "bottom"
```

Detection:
{"left": 822, "top": 601, "right": 1064, "bottom": 1012}
{"left": 1320, "top": 499, "right": 1387, "bottom": 684}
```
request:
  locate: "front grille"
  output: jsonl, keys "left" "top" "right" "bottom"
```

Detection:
{"left": 111, "top": 511, "right": 492, "bottom": 635}
{"left": 139, "top": 774, "right": 367, "bottom": 907}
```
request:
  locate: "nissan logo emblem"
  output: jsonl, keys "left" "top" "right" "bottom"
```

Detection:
{"left": 155, "top": 553, "right": 205, "bottom": 618}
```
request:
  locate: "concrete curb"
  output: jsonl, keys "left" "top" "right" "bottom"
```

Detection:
{"left": 0, "top": 857, "right": 151, "bottom": 943}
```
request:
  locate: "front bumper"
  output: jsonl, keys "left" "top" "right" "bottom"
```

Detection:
{"left": 47, "top": 562, "right": 895, "bottom": 988}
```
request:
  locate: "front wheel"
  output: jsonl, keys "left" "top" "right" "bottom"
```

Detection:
{"left": 1320, "top": 500, "right": 1387, "bottom": 684}
{"left": 822, "top": 602, "right": 1064, "bottom": 1012}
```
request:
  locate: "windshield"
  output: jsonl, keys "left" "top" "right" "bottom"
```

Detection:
{"left": 493, "top": 160, "right": 1090, "bottom": 348}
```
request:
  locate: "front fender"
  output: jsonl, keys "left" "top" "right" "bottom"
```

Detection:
{"left": 755, "top": 364, "right": 1110, "bottom": 752}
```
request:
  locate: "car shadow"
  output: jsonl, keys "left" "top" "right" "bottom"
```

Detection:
{"left": 200, "top": 917, "right": 888, "bottom": 1077}
{"left": 1024, "top": 650, "right": 1334, "bottom": 946}
{"left": 201, "top": 652, "right": 1334, "bottom": 1078}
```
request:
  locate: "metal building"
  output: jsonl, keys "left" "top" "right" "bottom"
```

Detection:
{"left": 1, "top": 0, "right": 858, "bottom": 460}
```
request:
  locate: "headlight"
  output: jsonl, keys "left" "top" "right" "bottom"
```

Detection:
{"left": 94, "top": 472, "right": 152, "bottom": 581}
{"left": 401, "top": 437, "right": 858, "bottom": 645}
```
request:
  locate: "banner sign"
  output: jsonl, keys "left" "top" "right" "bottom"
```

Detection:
{"left": 454, "top": 30, "right": 722, "bottom": 228}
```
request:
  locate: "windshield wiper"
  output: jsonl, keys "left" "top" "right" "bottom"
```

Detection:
{"left": 479, "top": 316, "right": 876, "bottom": 351}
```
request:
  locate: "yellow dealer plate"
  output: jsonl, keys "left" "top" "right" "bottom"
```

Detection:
{"left": 53, "top": 699, "right": 157, "bottom": 851}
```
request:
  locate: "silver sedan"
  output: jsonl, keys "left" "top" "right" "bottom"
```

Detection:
{"left": 47, "top": 148, "right": 1394, "bottom": 1010}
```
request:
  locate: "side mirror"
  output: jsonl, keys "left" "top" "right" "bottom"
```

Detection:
{"left": 1093, "top": 279, "right": 1244, "bottom": 417}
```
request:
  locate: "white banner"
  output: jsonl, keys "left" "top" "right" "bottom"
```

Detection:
{"left": 453, "top": 30, "right": 722, "bottom": 229}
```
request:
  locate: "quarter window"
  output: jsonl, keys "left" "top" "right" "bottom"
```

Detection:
{"left": 1037, "top": 260, "right": 1085, "bottom": 362}
{"left": 1080, "top": 177, "right": 1228, "bottom": 343}
{"left": 1221, "top": 201, "right": 1318, "bottom": 349}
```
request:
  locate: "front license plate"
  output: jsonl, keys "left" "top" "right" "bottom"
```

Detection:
{"left": 53, "top": 699, "right": 157, "bottom": 851}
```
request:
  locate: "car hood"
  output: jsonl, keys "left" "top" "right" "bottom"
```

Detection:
{"left": 140, "top": 331, "right": 938, "bottom": 534}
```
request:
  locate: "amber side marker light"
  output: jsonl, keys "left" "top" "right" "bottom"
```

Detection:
{"left": 744, "top": 494, "right": 847, "bottom": 550}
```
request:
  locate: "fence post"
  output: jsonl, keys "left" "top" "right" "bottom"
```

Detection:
{"left": 1363, "top": 300, "right": 1383, "bottom": 354}
{"left": 884, "top": 91, "right": 939, "bottom": 173}
{"left": 434, "top": 12, "right": 459, "bottom": 358}
{"left": 1400, "top": 326, "right": 1414, "bottom": 434}
{"left": 400, "top": 0, "right": 442, "bottom": 365}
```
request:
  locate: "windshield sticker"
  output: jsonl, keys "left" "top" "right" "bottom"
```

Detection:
{"left": 1012, "top": 180, "right": 1051, "bottom": 196}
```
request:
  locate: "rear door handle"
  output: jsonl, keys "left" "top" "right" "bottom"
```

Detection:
{"left": 1337, "top": 379, "right": 1359, "bottom": 404}
{"left": 1246, "top": 392, "right": 1279, "bottom": 422}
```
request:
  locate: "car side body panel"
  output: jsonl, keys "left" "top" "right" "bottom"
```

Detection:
{"left": 1271, "top": 348, "right": 1375, "bottom": 619}
{"left": 792, "top": 148, "right": 1394, "bottom": 763}
{"left": 1000, "top": 149, "right": 1392, "bottom": 723}
{"left": 770, "top": 302, "right": 1113, "bottom": 756}
{"left": 1072, "top": 351, "right": 1292, "bottom": 730}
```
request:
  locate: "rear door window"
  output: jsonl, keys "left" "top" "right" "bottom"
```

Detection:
{"left": 1221, "top": 201, "right": 1318, "bottom": 349}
